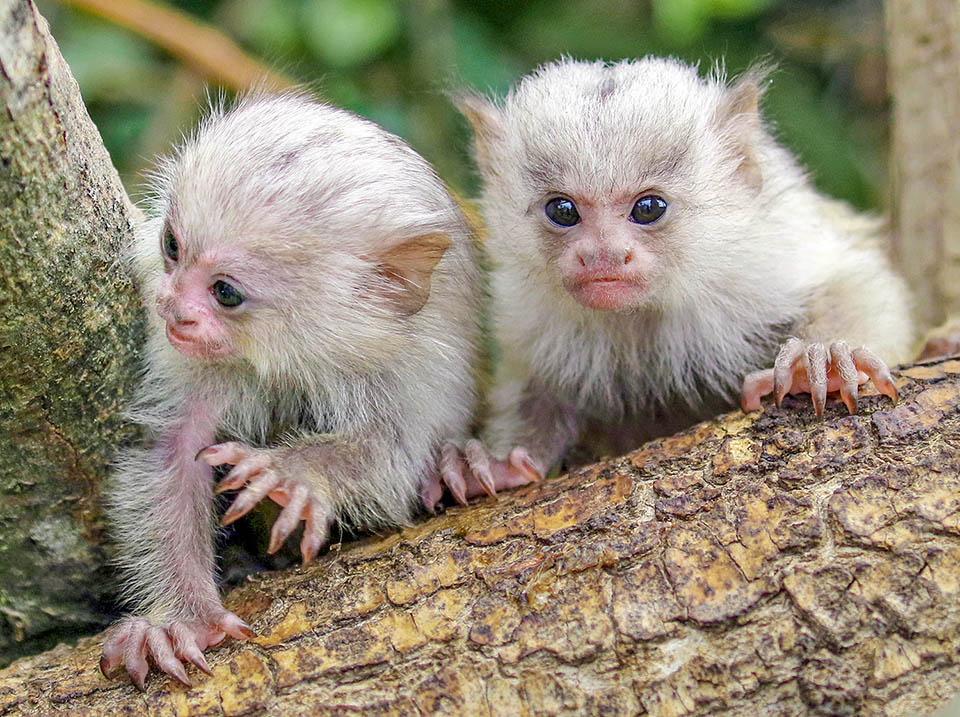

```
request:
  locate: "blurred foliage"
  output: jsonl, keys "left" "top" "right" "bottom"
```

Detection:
{"left": 38, "top": 0, "right": 888, "bottom": 210}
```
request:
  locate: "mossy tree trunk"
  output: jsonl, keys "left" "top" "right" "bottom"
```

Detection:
{"left": 0, "top": 0, "right": 142, "bottom": 664}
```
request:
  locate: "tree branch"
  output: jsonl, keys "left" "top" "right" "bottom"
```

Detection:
{"left": 56, "top": 0, "right": 293, "bottom": 92}
{"left": 3, "top": 360, "right": 960, "bottom": 714}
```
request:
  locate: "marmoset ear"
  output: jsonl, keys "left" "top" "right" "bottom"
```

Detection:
{"left": 456, "top": 93, "right": 506, "bottom": 175}
{"left": 717, "top": 66, "right": 771, "bottom": 193}
{"left": 376, "top": 232, "right": 451, "bottom": 315}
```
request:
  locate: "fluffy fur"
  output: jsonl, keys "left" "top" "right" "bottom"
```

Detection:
{"left": 461, "top": 57, "right": 914, "bottom": 464}
{"left": 104, "top": 93, "right": 480, "bottom": 683}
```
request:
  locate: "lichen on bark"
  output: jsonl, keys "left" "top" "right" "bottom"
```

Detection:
{"left": 0, "top": 0, "right": 143, "bottom": 664}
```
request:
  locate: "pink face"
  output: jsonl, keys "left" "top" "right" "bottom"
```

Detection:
{"left": 154, "top": 226, "right": 246, "bottom": 361}
{"left": 541, "top": 193, "right": 668, "bottom": 312}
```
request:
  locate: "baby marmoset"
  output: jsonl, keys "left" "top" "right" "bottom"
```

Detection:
{"left": 100, "top": 93, "right": 480, "bottom": 687}
{"left": 449, "top": 57, "right": 913, "bottom": 484}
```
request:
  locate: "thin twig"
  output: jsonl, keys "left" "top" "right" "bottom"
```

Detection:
{"left": 56, "top": 0, "right": 294, "bottom": 92}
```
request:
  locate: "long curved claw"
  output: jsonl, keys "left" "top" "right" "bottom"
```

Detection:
{"left": 215, "top": 612, "right": 255, "bottom": 640}
{"left": 170, "top": 624, "right": 213, "bottom": 676}
{"left": 508, "top": 447, "right": 543, "bottom": 483}
{"left": 268, "top": 484, "right": 309, "bottom": 553}
{"left": 830, "top": 341, "right": 859, "bottom": 414}
{"left": 803, "top": 342, "right": 828, "bottom": 416}
{"left": 181, "top": 645, "right": 212, "bottom": 676}
{"left": 301, "top": 501, "right": 331, "bottom": 565}
{"left": 196, "top": 441, "right": 253, "bottom": 465}
{"left": 439, "top": 442, "right": 468, "bottom": 505}
{"left": 741, "top": 368, "right": 774, "bottom": 412}
{"left": 215, "top": 453, "right": 272, "bottom": 494}
{"left": 419, "top": 474, "right": 444, "bottom": 514}
{"left": 852, "top": 346, "right": 898, "bottom": 404}
{"left": 123, "top": 623, "right": 150, "bottom": 691}
{"left": 773, "top": 337, "right": 805, "bottom": 407}
{"left": 221, "top": 469, "right": 281, "bottom": 526}
{"left": 100, "top": 630, "right": 126, "bottom": 677}
{"left": 146, "top": 626, "right": 191, "bottom": 687}
{"left": 464, "top": 439, "right": 497, "bottom": 496}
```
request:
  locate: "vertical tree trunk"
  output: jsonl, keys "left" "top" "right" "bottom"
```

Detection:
{"left": 886, "top": 0, "right": 960, "bottom": 329}
{"left": 0, "top": 0, "right": 142, "bottom": 664}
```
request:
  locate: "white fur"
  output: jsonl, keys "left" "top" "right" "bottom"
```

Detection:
{"left": 110, "top": 92, "right": 480, "bottom": 617}
{"left": 464, "top": 57, "right": 914, "bottom": 458}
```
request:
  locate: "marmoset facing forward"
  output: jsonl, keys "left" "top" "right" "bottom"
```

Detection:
{"left": 99, "top": 93, "right": 480, "bottom": 687}
{"left": 446, "top": 57, "right": 913, "bottom": 488}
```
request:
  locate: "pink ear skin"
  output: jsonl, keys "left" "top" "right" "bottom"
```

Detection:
{"left": 717, "top": 71, "right": 766, "bottom": 193}
{"left": 456, "top": 93, "right": 505, "bottom": 174}
{"left": 376, "top": 233, "right": 452, "bottom": 315}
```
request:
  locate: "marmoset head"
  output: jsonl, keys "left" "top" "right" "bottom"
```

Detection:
{"left": 460, "top": 57, "right": 770, "bottom": 313}
{"left": 138, "top": 93, "right": 460, "bottom": 376}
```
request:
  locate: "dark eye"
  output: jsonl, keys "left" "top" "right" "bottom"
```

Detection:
{"left": 212, "top": 280, "right": 244, "bottom": 307}
{"left": 630, "top": 195, "right": 667, "bottom": 224}
{"left": 544, "top": 197, "right": 580, "bottom": 227}
{"left": 162, "top": 227, "right": 179, "bottom": 261}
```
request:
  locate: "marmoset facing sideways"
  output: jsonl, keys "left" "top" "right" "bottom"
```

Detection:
{"left": 445, "top": 57, "right": 913, "bottom": 489}
{"left": 99, "top": 93, "right": 481, "bottom": 688}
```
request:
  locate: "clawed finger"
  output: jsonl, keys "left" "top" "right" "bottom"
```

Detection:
{"left": 268, "top": 484, "right": 309, "bottom": 553}
{"left": 99, "top": 631, "right": 126, "bottom": 677}
{"left": 508, "top": 447, "right": 543, "bottom": 483}
{"left": 803, "top": 342, "right": 828, "bottom": 416}
{"left": 215, "top": 612, "right": 256, "bottom": 641}
{"left": 221, "top": 470, "right": 281, "bottom": 526}
{"left": 196, "top": 441, "right": 254, "bottom": 466}
{"left": 852, "top": 346, "right": 898, "bottom": 403}
{"left": 830, "top": 341, "right": 859, "bottom": 414}
{"left": 146, "top": 626, "right": 191, "bottom": 687}
{"left": 170, "top": 623, "right": 213, "bottom": 676}
{"left": 215, "top": 453, "right": 272, "bottom": 494}
{"left": 301, "top": 501, "right": 331, "bottom": 565}
{"left": 122, "top": 623, "right": 149, "bottom": 691}
{"left": 774, "top": 337, "right": 805, "bottom": 407}
{"left": 419, "top": 474, "right": 444, "bottom": 513}
{"left": 439, "top": 442, "right": 468, "bottom": 505}
{"left": 464, "top": 439, "right": 497, "bottom": 496}
{"left": 741, "top": 368, "right": 774, "bottom": 412}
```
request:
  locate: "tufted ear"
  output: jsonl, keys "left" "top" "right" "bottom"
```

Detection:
{"left": 376, "top": 233, "right": 451, "bottom": 316}
{"left": 456, "top": 93, "right": 505, "bottom": 175}
{"left": 717, "top": 67, "right": 770, "bottom": 193}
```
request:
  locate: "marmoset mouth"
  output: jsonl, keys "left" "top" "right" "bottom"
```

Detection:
{"left": 165, "top": 323, "right": 232, "bottom": 360}
{"left": 565, "top": 275, "right": 648, "bottom": 311}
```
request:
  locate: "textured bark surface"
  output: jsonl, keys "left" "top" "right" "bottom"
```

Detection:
{"left": 0, "top": 0, "right": 142, "bottom": 664}
{"left": 2, "top": 360, "right": 960, "bottom": 715}
{"left": 3, "top": 0, "right": 960, "bottom": 712}
{"left": 886, "top": 0, "right": 960, "bottom": 329}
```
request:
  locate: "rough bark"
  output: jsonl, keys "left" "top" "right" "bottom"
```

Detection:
{"left": 0, "top": 0, "right": 142, "bottom": 663}
{"left": 3, "top": 0, "right": 960, "bottom": 713}
{"left": 886, "top": 0, "right": 960, "bottom": 329}
{"left": 1, "top": 360, "right": 960, "bottom": 715}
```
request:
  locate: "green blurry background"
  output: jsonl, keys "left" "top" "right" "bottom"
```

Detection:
{"left": 36, "top": 0, "right": 888, "bottom": 210}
